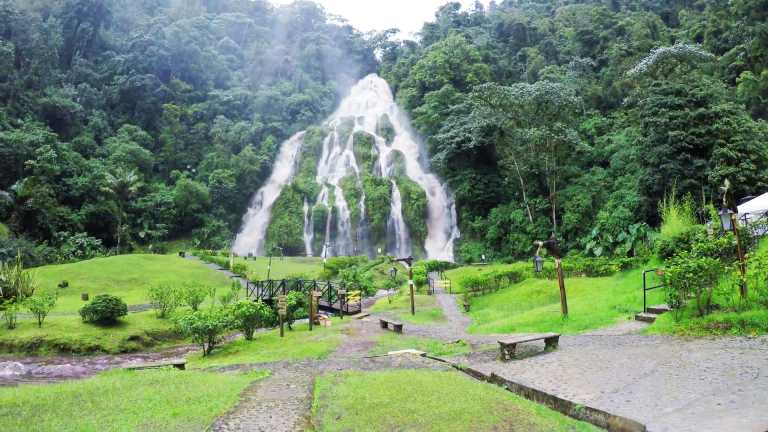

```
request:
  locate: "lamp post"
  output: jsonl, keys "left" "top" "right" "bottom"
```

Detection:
{"left": 395, "top": 257, "right": 415, "bottom": 315}
{"left": 720, "top": 207, "right": 748, "bottom": 299}
{"left": 388, "top": 267, "right": 398, "bottom": 304}
{"left": 323, "top": 242, "right": 332, "bottom": 270}
{"left": 266, "top": 247, "right": 274, "bottom": 281}
{"left": 534, "top": 238, "right": 568, "bottom": 318}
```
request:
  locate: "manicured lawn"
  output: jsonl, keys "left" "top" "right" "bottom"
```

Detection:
{"left": 0, "top": 311, "right": 183, "bottom": 355}
{"left": 369, "top": 293, "right": 445, "bottom": 325}
{"left": 445, "top": 263, "right": 529, "bottom": 294}
{"left": 466, "top": 268, "right": 664, "bottom": 334}
{"left": 311, "top": 370, "right": 598, "bottom": 432}
{"left": 235, "top": 256, "right": 324, "bottom": 279}
{"left": 648, "top": 307, "right": 768, "bottom": 336}
{"left": 369, "top": 333, "right": 471, "bottom": 357}
{"left": 34, "top": 254, "right": 233, "bottom": 312}
{"left": 188, "top": 320, "right": 346, "bottom": 368}
{"left": 0, "top": 368, "right": 267, "bottom": 432}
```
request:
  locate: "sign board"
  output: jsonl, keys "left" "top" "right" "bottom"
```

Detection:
{"left": 312, "top": 291, "right": 322, "bottom": 298}
{"left": 277, "top": 295, "right": 287, "bottom": 316}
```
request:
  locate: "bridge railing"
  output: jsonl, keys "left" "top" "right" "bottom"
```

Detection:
{"left": 244, "top": 278, "right": 362, "bottom": 313}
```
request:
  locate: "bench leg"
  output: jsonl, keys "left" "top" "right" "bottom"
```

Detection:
{"left": 174, "top": 363, "right": 186, "bottom": 371}
{"left": 499, "top": 344, "right": 516, "bottom": 362}
{"left": 545, "top": 337, "right": 559, "bottom": 351}
{"left": 380, "top": 321, "right": 388, "bottom": 329}
{"left": 393, "top": 324, "right": 403, "bottom": 333}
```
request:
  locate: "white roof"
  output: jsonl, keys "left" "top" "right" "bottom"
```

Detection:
{"left": 738, "top": 192, "right": 768, "bottom": 216}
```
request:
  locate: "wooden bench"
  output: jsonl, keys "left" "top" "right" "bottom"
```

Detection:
{"left": 124, "top": 359, "right": 187, "bottom": 371}
{"left": 498, "top": 333, "right": 560, "bottom": 361}
{"left": 379, "top": 318, "right": 404, "bottom": 333}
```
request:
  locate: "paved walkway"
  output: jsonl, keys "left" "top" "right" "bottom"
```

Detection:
{"left": 417, "top": 288, "right": 768, "bottom": 432}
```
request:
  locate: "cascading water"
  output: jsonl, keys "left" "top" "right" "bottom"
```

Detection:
{"left": 233, "top": 132, "right": 305, "bottom": 256}
{"left": 234, "top": 74, "right": 459, "bottom": 261}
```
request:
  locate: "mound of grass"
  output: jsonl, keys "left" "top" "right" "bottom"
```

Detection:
{"left": 648, "top": 307, "right": 768, "bottom": 337}
{"left": 0, "top": 368, "right": 268, "bottom": 432}
{"left": 369, "top": 293, "right": 445, "bottom": 325}
{"left": 466, "top": 268, "right": 664, "bottom": 334}
{"left": 35, "top": 255, "right": 233, "bottom": 312}
{"left": 188, "top": 320, "right": 346, "bottom": 368}
{"left": 445, "top": 263, "right": 529, "bottom": 294}
{"left": 369, "top": 333, "right": 471, "bottom": 357}
{"left": 0, "top": 311, "right": 183, "bottom": 355}
{"left": 311, "top": 370, "right": 598, "bottom": 432}
{"left": 232, "top": 256, "right": 324, "bottom": 280}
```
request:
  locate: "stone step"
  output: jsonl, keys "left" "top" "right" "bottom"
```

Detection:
{"left": 634, "top": 312, "right": 658, "bottom": 323}
{"left": 647, "top": 304, "right": 672, "bottom": 315}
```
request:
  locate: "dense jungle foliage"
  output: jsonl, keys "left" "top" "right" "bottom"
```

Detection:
{"left": 0, "top": 0, "right": 376, "bottom": 263}
{"left": 379, "top": 0, "right": 768, "bottom": 262}
{"left": 1, "top": 0, "right": 767, "bottom": 265}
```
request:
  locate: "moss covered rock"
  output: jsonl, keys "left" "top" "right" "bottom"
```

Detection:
{"left": 362, "top": 175, "right": 392, "bottom": 250}
{"left": 353, "top": 131, "right": 378, "bottom": 174}
{"left": 388, "top": 150, "right": 407, "bottom": 177}
{"left": 395, "top": 177, "right": 428, "bottom": 256}
{"left": 377, "top": 114, "right": 396, "bottom": 145}
{"left": 294, "top": 127, "right": 327, "bottom": 201}
{"left": 265, "top": 185, "right": 305, "bottom": 255}
{"left": 340, "top": 175, "right": 363, "bottom": 231}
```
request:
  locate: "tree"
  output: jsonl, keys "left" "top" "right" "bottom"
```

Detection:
{"left": 25, "top": 291, "right": 57, "bottom": 328}
{"left": 102, "top": 169, "right": 142, "bottom": 253}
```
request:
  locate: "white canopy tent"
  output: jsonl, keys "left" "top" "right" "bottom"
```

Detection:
{"left": 738, "top": 193, "right": 768, "bottom": 219}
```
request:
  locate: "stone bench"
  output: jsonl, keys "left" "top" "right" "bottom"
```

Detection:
{"left": 498, "top": 333, "right": 560, "bottom": 361}
{"left": 379, "top": 318, "right": 404, "bottom": 333}
{"left": 124, "top": 359, "right": 187, "bottom": 371}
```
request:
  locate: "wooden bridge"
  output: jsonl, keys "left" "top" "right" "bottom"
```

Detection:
{"left": 244, "top": 279, "right": 362, "bottom": 315}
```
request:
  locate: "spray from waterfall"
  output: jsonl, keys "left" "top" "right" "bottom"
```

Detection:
{"left": 234, "top": 75, "right": 459, "bottom": 261}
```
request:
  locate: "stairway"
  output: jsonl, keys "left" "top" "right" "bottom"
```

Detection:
{"left": 634, "top": 304, "right": 673, "bottom": 323}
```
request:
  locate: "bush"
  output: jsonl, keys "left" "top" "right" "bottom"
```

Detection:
{"left": 176, "top": 309, "right": 231, "bottom": 356}
{"left": 148, "top": 285, "right": 180, "bottom": 318}
{"left": 218, "top": 282, "right": 241, "bottom": 307}
{"left": 664, "top": 253, "right": 723, "bottom": 317}
{"left": 659, "top": 190, "right": 697, "bottom": 240}
{"left": 230, "top": 300, "right": 274, "bottom": 340}
{"left": 283, "top": 291, "right": 307, "bottom": 330}
{"left": 0, "top": 253, "right": 36, "bottom": 303}
{"left": 55, "top": 232, "right": 105, "bottom": 262}
{"left": 412, "top": 265, "right": 428, "bottom": 288}
{"left": 25, "top": 291, "right": 57, "bottom": 327}
{"left": 231, "top": 263, "right": 248, "bottom": 277}
{"left": 1, "top": 300, "right": 20, "bottom": 329}
{"left": 319, "top": 256, "right": 367, "bottom": 279}
{"left": 80, "top": 294, "right": 128, "bottom": 324}
{"left": 181, "top": 284, "right": 209, "bottom": 311}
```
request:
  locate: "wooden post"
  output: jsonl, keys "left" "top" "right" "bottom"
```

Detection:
{"left": 731, "top": 213, "right": 748, "bottom": 299}
{"left": 555, "top": 258, "right": 568, "bottom": 317}
{"left": 278, "top": 295, "right": 287, "bottom": 338}
{"left": 308, "top": 291, "right": 313, "bottom": 331}
{"left": 409, "top": 264, "right": 415, "bottom": 316}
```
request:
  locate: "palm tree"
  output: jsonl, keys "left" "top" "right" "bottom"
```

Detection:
{"left": 103, "top": 169, "right": 142, "bottom": 254}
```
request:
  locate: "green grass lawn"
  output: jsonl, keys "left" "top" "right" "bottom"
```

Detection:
{"left": 466, "top": 267, "right": 664, "bottom": 334}
{"left": 648, "top": 306, "right": 768, "bottom": 336}
{"left": 369, "top": 333, "right": 471, "bottom": 357}
{"left": 369, "top": 293, "right": 445, "bottom": 325}
{"left": 34, "top": 254, "right": 233, "bottom": 312}
{"left": 311, "top": 370, "right": 598, "bottom": 432}
{"left": 188, "top": 320, "right": 346, "bottom": 368}
{"left": 0, "top": 368, "right": 267, "bottom": 432}
{"left": 0, "top": 311, "right": 183, "bottom": 355}
{"left": 234, "top": 256, "right": 324, "bottom": 280}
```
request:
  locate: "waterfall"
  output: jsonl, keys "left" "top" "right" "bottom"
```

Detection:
{"left": 388, "top": 180, "right": 411, "bottom": 258}
{"left": 234, "top": 74, "right": 459, "bottom": 261}
{"left": 233, "top": 132, "right": 304, "bottom": 256}
{"left": 303, "top": 197, "right": 313, "bottom": 257}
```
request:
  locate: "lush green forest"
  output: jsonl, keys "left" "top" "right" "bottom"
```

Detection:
{"left": 0, "top": 0, "right": 376, "bottom": 263}
{"left": 379, "top": 0, "right": 768, "bottom": 262}
{"left": 1, "top": 0, "right": 767, "bottom": 264}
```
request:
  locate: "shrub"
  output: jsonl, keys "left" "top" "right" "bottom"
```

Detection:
{"left": 339, "top": 267, "right": 375, "bottom": 296}
{"left": 176, "top": 309, "right": 232, "bottom": 356}
{"left": 230, "top": 300, "right": 274, "bottom": 340}
{"left": 58, "top": 280, "right": 69, "bottom": 289}
{"left": 25, "top": 291, "right": 58, "bottom": 327}
{"left": 0, "top": 253, "right": 36, "bottom": 303}
{"left": 283, "top": 291, "right": 307, "bottom": 330}
{"left": 148, "top": 285, "right": 180, "bottom": 318}
{"left": 231, "top": 263, "right": 248, "bottom": 277}
{"left": 659, "top": 190, "right": 697, "bottom": 240}
{"left": 181, "top": 284, "right": 209, "bottom": 311}
{"left": 665, "top": 253, "right": 723, "bottom": 317}
{"left": 655, "top": 225, "right": 707, "bottom": 260}
{"left": 1, "top": 300, "right": 20, "bottom": 329}
{"left": 80, "top": 294, "right": 128, "bottom": 324}
{"left": 218, "top": 282, "right": 241, "bottom": 307}
{"left": 412, "top": 265, "right": 428, "bottom": 288}
{"left": 55, "top": 232, "right": 105, "bottom": 262}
